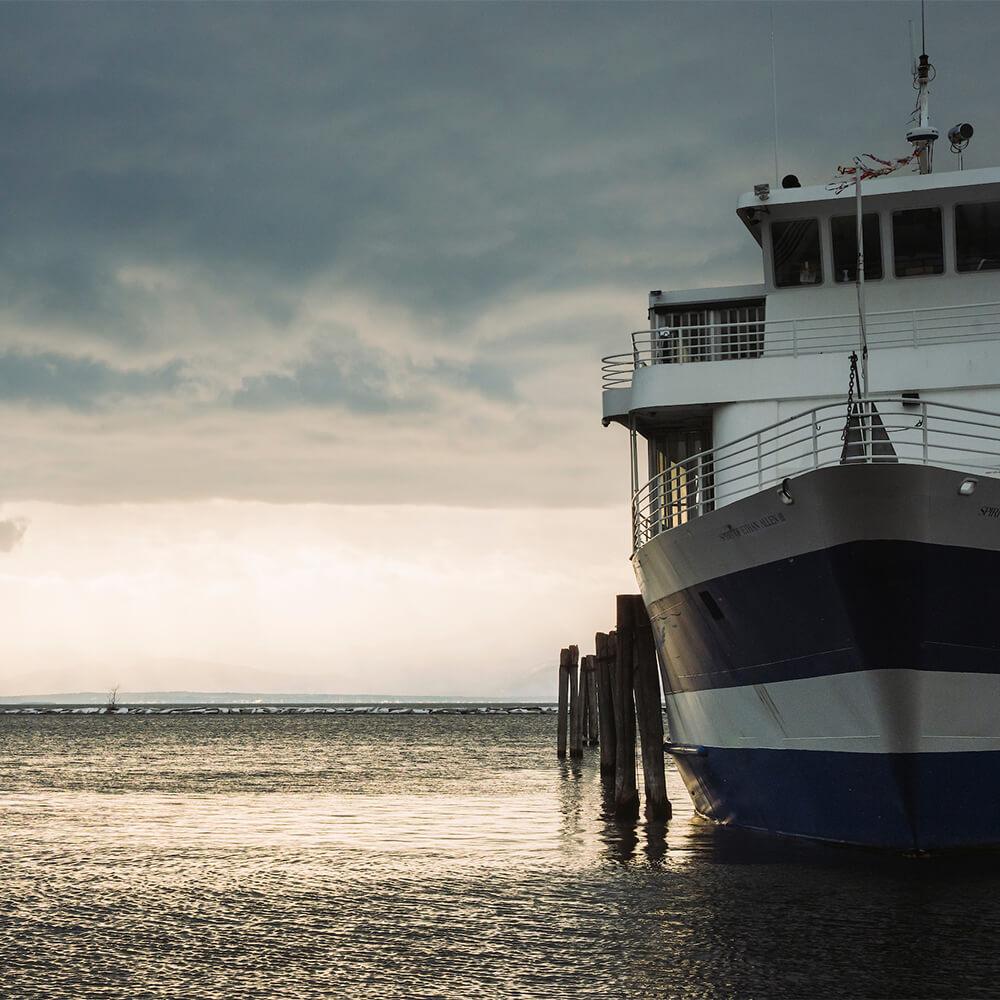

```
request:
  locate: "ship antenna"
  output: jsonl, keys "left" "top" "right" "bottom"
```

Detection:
{"left": 906, "top": 0, "right": 938, "bottom": 174}
{"left": 769, "top": 4, "right": 780, "bottom": 184}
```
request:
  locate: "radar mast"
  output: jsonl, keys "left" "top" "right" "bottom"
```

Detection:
{"left": 906, "top": 2, "right": 938, "bottom": 173}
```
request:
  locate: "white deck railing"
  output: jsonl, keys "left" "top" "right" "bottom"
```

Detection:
{"left": 632, "top": 397, "right": 1000, "bottom": 550}
{"left": 603, "top": 300, "right": 1000, "bottom": 388}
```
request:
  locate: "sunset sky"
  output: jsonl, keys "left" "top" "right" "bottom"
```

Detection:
{"left": 2, "top": 1, "right": 999, "bottom": 696}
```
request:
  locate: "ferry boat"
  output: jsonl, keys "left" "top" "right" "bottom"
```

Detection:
{"left": 601, "top": 47, "right": 1000, "bottom": 851}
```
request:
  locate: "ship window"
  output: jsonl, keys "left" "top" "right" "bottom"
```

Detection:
{"left": 955, "top": 202, "right": 1000, "bottom": 272}
{"left": 892, "top": 207, "right": 943, "bottom": 277}
{"left": 652, "top": 302, "right": 765, "bottom": 362}
{"left": 831, "top": 213, "right": 883, "bottom": 282}
{"left": 655, "top": 308, "right": 711, "bottom": 363}
{"left": 771, "top": 219, "right": 823, "bottom": 287}
{"left": 647, "top": 424, "right": 713, "bottom": 529}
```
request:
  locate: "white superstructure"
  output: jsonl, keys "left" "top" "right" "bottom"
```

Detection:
{"left": 605, "top": 166, "right": 1000, "bottom": 514}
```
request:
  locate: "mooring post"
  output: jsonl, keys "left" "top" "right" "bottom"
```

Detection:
{"left": 613, "top": 597, "right": 640, "bottom": 819}
{"left": 579, "top": 657, "right": 591, "bottom": 745}
{"left": 586, "top": 655, "right": 600, "bottom": 746}
{"left": 596, "top": 632, "right": 617, "bottom": 779}
{"left": 632, "top": 597, "right": 671, "bottom": 821}
{"left": 557, "top": 647, "right": 570, "bottom": 759}
{"left": 568, "top": 644, "right": 583, "bottom": 759}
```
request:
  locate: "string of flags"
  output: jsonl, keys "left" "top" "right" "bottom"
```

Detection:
{"left": 827, "top": 152, "right": 917, "bottom": 195}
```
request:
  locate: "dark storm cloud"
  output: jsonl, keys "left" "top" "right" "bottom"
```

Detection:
{"left": 234, "top": 344, "right": 404, "bottom": 414}
{"left": 0, "top": 338, "right": 517, "bottom": 416}
{"left": 233, "top": 343, "right": 517, "bottom": 412}
{"left": 9, "top": 0, "right": 996, "bottom": 347}
{"left": 1, "top": 2, "right": 999, "bottom": 501}
{"left": 419, "top": 359, "right": 517, "bottom": 403}
{"left": 0, "top": 350, "right": 185, "bottom": 410}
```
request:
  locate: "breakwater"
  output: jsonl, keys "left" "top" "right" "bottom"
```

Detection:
{"left": 1, "top": 704, "right": 556, "bottom": 716}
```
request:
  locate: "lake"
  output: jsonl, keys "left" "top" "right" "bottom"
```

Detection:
{"left": 2, "top": 711, "right": 999, "bottom": 998}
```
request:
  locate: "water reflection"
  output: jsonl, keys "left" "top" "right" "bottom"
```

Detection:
{"left": 642, "top": 819, "right": 669, "bottom": 867}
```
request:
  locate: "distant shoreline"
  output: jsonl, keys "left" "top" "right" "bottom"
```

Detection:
{"left": 1, "top": 703, "right": 557, "bottom": 716}
{"left": 0, "top": 691, "right": 553, "bottom": 705}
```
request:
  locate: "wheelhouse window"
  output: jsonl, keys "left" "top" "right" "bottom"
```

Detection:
{"left": 772, "top": 219, "right": 822, "bottom": 287}
{"left": 955, "top": 202, "right": 1000, "bottom": 272}
{"left": 832, "top": 213, "right": 883, "bottom": 282}
{"left": 892, "top": 207, "right": 943, "bottom": 277}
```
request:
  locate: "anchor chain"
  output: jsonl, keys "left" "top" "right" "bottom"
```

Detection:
{"left": 842, "top": 350, "right": 860, "bottom": 444}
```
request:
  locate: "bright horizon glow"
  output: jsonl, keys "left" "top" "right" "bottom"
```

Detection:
{"left": 0, "top": 501, "right": 635, "bottom": 697}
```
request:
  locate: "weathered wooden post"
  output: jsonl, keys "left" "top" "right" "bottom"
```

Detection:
{"left": 596, "top": 632, "right": 617, "bottom": 779}
{"left": 586, "top": 655, "right": 600, "bottom": 746}
{"left": 568, "top": 644, "right": 583, "bottom": 759}
{"left": 613, "top": 598, "right": 640, "bottom": 819}
{"left": 632, "top": 597, "right": 671, "bottom": 820}
{"left": 557, "top": 647, "right": 570, "bottom": 759}
{"left": 579, "top": 657, "right": 591, "bottom": 745}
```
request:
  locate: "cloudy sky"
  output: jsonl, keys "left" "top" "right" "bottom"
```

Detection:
{"left": 1, "top": 1, "right": 998, "bottom": 696}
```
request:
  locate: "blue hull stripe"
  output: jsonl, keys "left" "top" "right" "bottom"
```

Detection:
{"left": 677, "top": 746, "right": 1000, "bottom": 851}
{"left": 650, "top": 538, "right": 1000, "bottom": 694}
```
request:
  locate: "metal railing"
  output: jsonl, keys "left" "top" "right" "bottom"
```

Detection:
{"left": 632, "top": 397, "right": 1000, "bottom": 550}
{"left": 603, "top": 300, "right": 1000, "bottom": 388}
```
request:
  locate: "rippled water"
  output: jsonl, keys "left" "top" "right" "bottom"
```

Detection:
{"left": 3, "top": 712, "right": 1000, "bottom": 999}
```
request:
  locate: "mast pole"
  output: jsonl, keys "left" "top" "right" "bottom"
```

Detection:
{"left": 855, "top": 164, "right": 871, "bottom": 458}
{"left": 855, "top": 159, "right": 868, "bottom": 398}
{"left": 770, "top": 4, "right": 780, "bottom": 185}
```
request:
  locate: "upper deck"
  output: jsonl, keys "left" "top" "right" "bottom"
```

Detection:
{"left": 602, "top": 166, "right": 1000, "bottom": 423}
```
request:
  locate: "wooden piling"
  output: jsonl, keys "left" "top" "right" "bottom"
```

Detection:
{"left": 632, "top": 598, "right": 671, "bottom": 821}
{"left": 557, "top": 647, "right": 570, "bottom": 759}
{"left": 568, "top": 644, "right": 583, "bottom": 759}
{"left": 613, "top": 598, "right": 640, "bottom": 819}
{"left": 586, "top": 656, "right": 600, "bottom": 746}
{"left": 595, "top": 632, "right": 617, "bottom": 778}
{"left": 579, "top": 657, "right": 592, "bottom": 745}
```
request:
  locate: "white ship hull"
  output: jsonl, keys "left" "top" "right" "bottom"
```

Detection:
{"left": 635, "top": 462, "right": 1000, "bottom": 850}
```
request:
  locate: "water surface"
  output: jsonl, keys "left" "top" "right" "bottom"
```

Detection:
{"left": 2, "top": 712, "right": 998, "bottom": 998}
